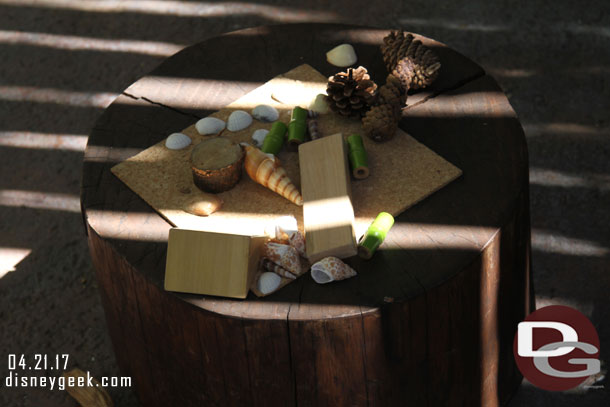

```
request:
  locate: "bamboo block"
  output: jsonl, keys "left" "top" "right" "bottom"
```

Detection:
{"left": 164, "top": 228, "right": 267, "bottom": 299}
{"left": 298, "top": 133, "right": 357, "bottom": 262}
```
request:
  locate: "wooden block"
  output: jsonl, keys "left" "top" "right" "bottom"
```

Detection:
{"left": 164, "top": 228, "right": 267, "bottom": 299}
{"left": 299, "top": 133, "right": 357, "bottom": 262}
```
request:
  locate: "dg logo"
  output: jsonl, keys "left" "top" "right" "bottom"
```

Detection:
{"left": 513, "top": 305, "right": 601, "bottom": 391}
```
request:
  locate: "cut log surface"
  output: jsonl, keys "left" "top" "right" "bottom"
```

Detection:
{"left": 82, "top": 24, "right": 532, "bottom": 407}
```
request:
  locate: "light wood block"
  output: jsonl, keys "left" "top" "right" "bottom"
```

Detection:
{"left": 164, "top": 228, "right": 267, "bottom": 299}
{"left": 299, "top": 133, "right": 357, "bottom": 262}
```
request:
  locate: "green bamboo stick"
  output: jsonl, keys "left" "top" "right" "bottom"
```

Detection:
{"left": 346, "top": 134, "right": 369, "bottom": 179}
{"left": 261, "top": 121, "right": 288, "bottom": 155}
{"left": 287, "top": 106, "right": 308, "bottom": 145}
{"left": 358, "top": 212, "right": 395, "bottom": 259}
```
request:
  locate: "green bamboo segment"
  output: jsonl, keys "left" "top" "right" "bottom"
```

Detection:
{"left": 261, "top": 121, "right": 288, "bottom": 155}
{"left": 346, "top": 134, "right": 369, "bottom": 179}
{"left": 358, "top": 212, "right": 395, "bottom": 259}
{"left": 287, "top": 106, "right": 308, "bottom": 145}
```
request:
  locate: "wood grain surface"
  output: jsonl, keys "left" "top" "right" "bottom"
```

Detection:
{"left": 82, "top": 24, "right": 531, "bottom": 406}
{"left": 299, "top": 133, "right": 357, "bottom": 262}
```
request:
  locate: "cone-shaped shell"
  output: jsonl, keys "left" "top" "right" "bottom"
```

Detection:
{"left": 310, "top": 257, "right": 357, "bottom": 284}
{"left": 289, "top": 231, "right": 306, "bottom": 257}
{"left": 243, "top": 145, "right": 303, "bottom": 205}
{"left": 261, "top": 258, "right": 296, "bottom": 280}
{"left": 263, "top": 242, "right": 301, "bottom": 275}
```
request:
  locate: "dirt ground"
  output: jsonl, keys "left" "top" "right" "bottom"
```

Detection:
{"left": 0, "top": 0, "right": 608, "bottom": 405}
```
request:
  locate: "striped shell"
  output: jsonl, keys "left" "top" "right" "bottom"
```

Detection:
{"left": 243, "top": 145, "right": 303, "bottom": 205}
{"left": 261, "top": 258, "right": 296, "bottom": 280}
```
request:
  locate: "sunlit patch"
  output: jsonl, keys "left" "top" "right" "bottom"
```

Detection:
{"left": 530, "top": 167, "right": 610, "bottom": 191}
{"left": 86, "top": 210, "right": 171, "bottom": 242}
{"left": 0, "top": 131, "right": 88, "bottom": 151}
{"left": 532, "top": 229, "right": 608, "bottom": 257}
{"left": 377, "top": 222, "right": 495, "bottom": 250}
{"left": 0, "top": 85, "right": 118, "bottom": 108}
{"left": 0, "top": 30, "right": 184, "bottom": 57}
{"left": 487, "top": 68, "right": 536, "bottom": 78}
{"left": 85, "top": 145, "right": 143, "bottom": 163}
{"left": 125, "top": 76, "right": 326, "bottom": 110}
{"left": 398, "top": 17, "right": 507, "bottom": 32}
{"left": 0, "top": 190, "right": 80, "bottom": 212}
{"left": 522, "top": 122, "right": 610, "bottom": 139}
{"left": 0, "top": 248, "right": 32, "bottom": 278}
{"left": 0, "top": 0, "right": 338, "bottom": 21}
{"left": 535, "top": 295, "right": 594, "bottom": 318}
{"left": 404, "top": 90, "right": 508, "bottom": 117}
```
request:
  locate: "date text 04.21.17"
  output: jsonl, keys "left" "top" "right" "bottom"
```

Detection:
{"left": 8, "top": 354, "right": 69, "bottom": 371}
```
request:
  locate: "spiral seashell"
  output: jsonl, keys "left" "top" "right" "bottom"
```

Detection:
{"left": 252, "top": 105, "right": 279, "bottom": 122}
{"left": 251, "top": 129, "right": 269, "bottom": 147}
{"left": 261, "top": 258, "right": 296, "bottom": 280}
{"left": 195, "top": 117, "right": 226, "bottom": 135}
{"left": 263, "top": 242, "right": 301, "bottom": 275}
{"left": 165, "top": 133, "right": 192, "bottom": 150}
{"left": 257, "top": 272, "right": 281, "bottom": 295}
{"left": 310, "top": 257, "right": 357, "bottom": 284}
{"left": 227, "top": 110, "right": 253, "bottom": 131}
{"left": 243, "top": 145, "right": 303, "bottom": 205}
{"left": 289, "top": 231, "right": 306, "bottom": 257}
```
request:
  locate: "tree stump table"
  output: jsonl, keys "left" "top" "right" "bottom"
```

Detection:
{"left": 81, "top": 24, "right": 533, "bottom": 407}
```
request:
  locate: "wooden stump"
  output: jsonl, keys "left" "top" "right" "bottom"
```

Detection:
{"left": 81, "top": 24, "right": 533, "bottom": 406}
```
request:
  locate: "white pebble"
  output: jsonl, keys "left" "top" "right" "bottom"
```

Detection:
{"left": 326, "top": 44, "right": 357, "bottom": 67}
{"left": 257, "top": 272, "right": 281, "bottom": 295}
{"left": 252, "top": 129, "right": 269, "bottom": 147}
{"left": 252, "top": 105, "right": 279, "bottom": 122}
{"left": 165, "top": 133, "right": 191, "bottom": 150}
{"left": 227, "top": 110, "right": 253, "bottom": 131}
{"left": 195, "top": 117, "right": 225, "bottom": 135}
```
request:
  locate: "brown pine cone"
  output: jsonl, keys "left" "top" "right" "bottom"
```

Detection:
{"left": 325, "top": 66, "right": 378, "bottom": 117}
{"left": 362, "top": 104, "right": 399, "bottom": 142}
{"left": 381, "top": 30, "right": 441, "bottom": 90}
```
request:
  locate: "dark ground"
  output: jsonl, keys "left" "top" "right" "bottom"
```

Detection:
{"left": 0, "top": 0, "right": 608, "bottom": 406}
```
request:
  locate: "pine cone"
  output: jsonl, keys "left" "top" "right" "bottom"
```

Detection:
{"left": 362, "top": 74, "right": 405, "bottom": 142}
{"left": 381, "top": 31, "right": 441, "bottom": 90}
{"left": 325, "top": 66, "right": 378, "bottom": 117}
{"left": 362, "top": 104, "right": 399, "bottom": 143}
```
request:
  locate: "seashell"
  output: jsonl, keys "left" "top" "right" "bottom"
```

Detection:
{"left": 308, "top": 94, "right": 329, "bottom": 114}
{"left": 252, "top": 105, "right": 279, "bottom": 122}
{"left": 261, "top": 258, "right": 296, "bottom": 280}
{"left": 183, "top": 193, "right": 223, "bottom": 216}
{"left": 310, "top": 257, "right": 357, "bottom": 284}
{"left": 195, "top": 117, "right": 226, "bottom": 135}
{"left": 307, "top": 119, "right": 320, "bottom": 140}
{"left": 165, "top": 132, "right": 191, "bottom": 150}
{"left": 263, "top": 242, "right": 301, "bottom": 275}
{"left": 257, "top": 272, "right": 282, "bottom": 295}
{"left": 227, "top": 110, "right": 253, "bottom": 131}
{"left": 243, "top": 144, "right": 303, "bottom": 205}
{"left": 251, "top": 129, "right": 269, "bottom": 147}
{"left": 289, "top": 231, "right": 306, "bottom": 257}
{"left": 274, "top": 215, "right": 298, "bottom": 240}
{"left": 326, "top": 44, "right": 357, "bottom": 67}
